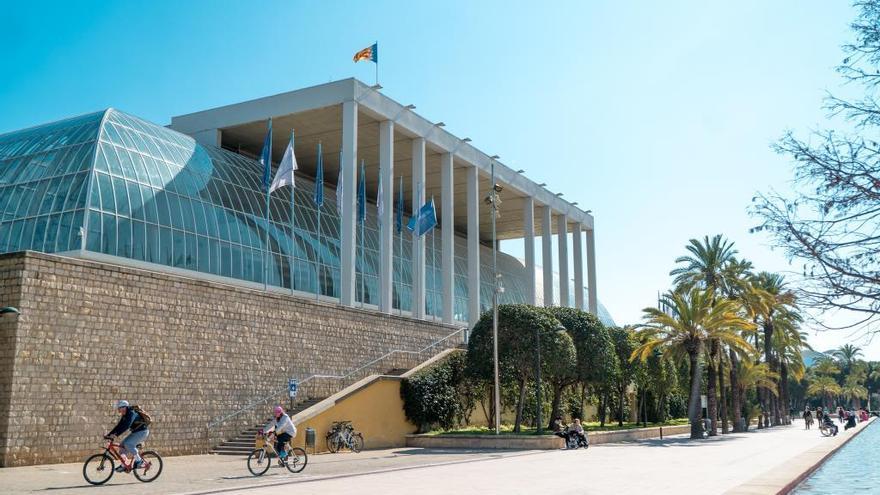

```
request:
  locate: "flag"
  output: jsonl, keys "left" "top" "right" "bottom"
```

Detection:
{"left": 407, "top": 198, "right": 437, "bottom": 236}
{"left": 377, "top": 169, "right": 384, "bottom": 227}
{"left": 357, "top": 160, "right": 366, "bottom": 224}
{"left": 336, "top": 152, "right": 344, "bottom": 210}
{"left": 270, "top": 131, "right": 297, "bottom": 193}
{"left": 395, "top": 176, "right": 404, "bottom": 233}
{"left": 260, "top": 119, "right": 273, "bottom": 191}
{"left": 314, "top": 142, "right": 324, "bottom": 206}
{"left": 353, "top": 43, "right": 378, "bottom": 63}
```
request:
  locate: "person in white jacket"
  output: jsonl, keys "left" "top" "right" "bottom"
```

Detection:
{"left": 263, "top": 405, "right": 297, "bottom": 461}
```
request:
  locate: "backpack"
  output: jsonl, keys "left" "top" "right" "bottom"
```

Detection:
{"left": 131, "top": 405, "right": 153, "bottom": 428}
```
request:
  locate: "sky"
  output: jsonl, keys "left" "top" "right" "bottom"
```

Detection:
{"left": 2, "top": 1, "right": 877, "bottom": 359}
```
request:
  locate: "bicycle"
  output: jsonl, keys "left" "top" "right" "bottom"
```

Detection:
{"left": 325, "top": 420, "right": 364, "bottom": 453}
{"left": 247, "top": 432, "right": 308, "bottom": 476}
{"left": 83, "top": 438, "right": 163, "bottom": 485}
{"left": 819, "top": 422, "right": 837, "bottom": 437}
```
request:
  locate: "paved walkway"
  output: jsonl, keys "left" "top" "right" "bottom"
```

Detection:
{"left": 1, "top": 419, "right": 870, "bottom": 494}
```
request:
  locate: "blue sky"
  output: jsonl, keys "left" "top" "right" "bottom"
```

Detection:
{"left": 2, "top": 1, "right": 875, "bottom": 358}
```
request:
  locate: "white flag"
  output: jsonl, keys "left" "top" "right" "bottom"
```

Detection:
{"left": 377, "top": 168, "right": 384, "bottom": 227}
{"left": 269, "top": 137, "right": 297, "bottom": 193}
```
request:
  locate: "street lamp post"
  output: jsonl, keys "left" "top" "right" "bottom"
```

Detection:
{"left": 490, "top": 161, "right": 501, "bottom": 435}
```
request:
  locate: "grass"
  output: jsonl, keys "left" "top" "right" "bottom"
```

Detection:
{"left": 426, "top": 418, "right": 690, "bottom": 436}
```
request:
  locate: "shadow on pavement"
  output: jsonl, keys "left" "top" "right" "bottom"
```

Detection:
{"left": 42, "top": 481, "right": 139, "bottom": 491}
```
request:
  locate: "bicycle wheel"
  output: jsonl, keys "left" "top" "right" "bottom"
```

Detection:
{"left": 285, "top": 447, "right": 308, "bottom": 473}
{"left": 350, "top": 433, "right": 364, "bottom": 453}
{"left": 327, "top": 434, "right": 340, "bottom": 453}
{"left": 83, "top": 453, "right": 115, "bottom": 485}
{"left": 247, "top": 449, "right": 271, "bottom": 476}
{"left": 133, "top": 451, "right": 163, "bottom": 482}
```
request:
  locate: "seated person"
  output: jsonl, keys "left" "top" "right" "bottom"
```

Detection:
{"left": 551, "top": 416, "right": 565, "bottom": 436}
{"left": 845, "top": 410, "right": 857, "bottom": 430}
{"left": 569, "top": 418, "right": 588, "bottom": 445}
{"left": 822, "top": 414, "right": 839, "bottom": 436}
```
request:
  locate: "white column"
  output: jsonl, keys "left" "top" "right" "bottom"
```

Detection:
{"left": 339, "top": 100, "right": 358, "bottom": 306}
{"left": 466, "top": 166, "right": 480, "bottom": 325}
{"left": 542, "top": 206, "right": 554, "bottom": 307}
{"left": 411, "top": 138, "right": 426, "bottom": 319}
{"left": 523, "top": 197, "right": 536, "bottom": 305}
{"left": 378, "top": 120, "right": 394, "bottom": 313}
{"left": 572, "top": 223, "right": 584, "bottom": 310}
{"left": 586, "top": 227, "right": 598, "bottom": 315}
{"left": 440, "top": 152, "right": 455, "bottom": 324}
{"left": 557, "top": 214, "right": 569, "bottom": 307}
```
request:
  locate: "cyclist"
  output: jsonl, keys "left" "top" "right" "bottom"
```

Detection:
{"left": 105, "top": 400, "right": 149, "bottom": 472}
{"left": 263, "top": 405, "right": 297, "bottom": 463}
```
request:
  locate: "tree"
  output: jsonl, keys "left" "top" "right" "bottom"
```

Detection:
{"left": 670, "top": 234, "right": 738, "bottom": 436}
{"left": 466, "top": 304, "right": 574, "bottom": 432}
{"left": 609, "top": 326, "right": 640, "bottom": 427}
{"left": 752, "top": 0, "right": 880, "bottom": 336}
{"left": 545, "top": 307, "right": 616, "bottom": 429}
{"left": 633, "top": 287, "right": 754, "bottom": 439}
{"left": 841, "top": 374, "right": 869, "bottom": 409}
{"left": 807, "top": 376, "right": 842, "bottom": 410}
{"left": 833, "top": 344, "right": 864, "bottom": 374}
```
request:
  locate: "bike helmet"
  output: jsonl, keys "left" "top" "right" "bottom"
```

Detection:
{"left": 274, "top": 405, "right": 284, "bottom": 416}
{"left": 116, "top": 400, "right": 130, "bottom": 409}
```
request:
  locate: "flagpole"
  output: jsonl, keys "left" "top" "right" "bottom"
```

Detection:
{"left": 288, "top": 130, "right": 296, "bottom": 296}
{"left": 360, "top": 160, "right": 366, "bottom": 309}
{"left": 374, "top": 40, "right": 379, "bottom": 86}
{"left": 315, "top": 141, "right": 323, "bottom": 301}
{"left": 264, "top": 118, "right": 272, "bottom": 292}
{"left": 398, "top": 177, "right": 403, "bottom": 317}
{"left": 431, "top": 196, "right": 436, "bottom": 322}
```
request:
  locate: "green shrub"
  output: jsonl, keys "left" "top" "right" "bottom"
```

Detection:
{"left": 401, "top": 352, "right": 476, "bottom": 433}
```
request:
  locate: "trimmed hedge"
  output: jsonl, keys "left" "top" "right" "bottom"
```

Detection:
{"left": 400, "top": 351, "right": 473, "bottom": 433}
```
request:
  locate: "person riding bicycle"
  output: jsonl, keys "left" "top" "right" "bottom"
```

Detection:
{"left": 263, "top": 405, "right": 297, "bottom": 463}
{"left": 105, "top": 400, "right": 149, "bottom": 472}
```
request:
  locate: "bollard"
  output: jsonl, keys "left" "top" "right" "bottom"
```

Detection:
{"left": 305, "top": 427, "right": 316, "bottom": 453}
{"left": 660, "top": 426, "right": 663, "bottom": 439}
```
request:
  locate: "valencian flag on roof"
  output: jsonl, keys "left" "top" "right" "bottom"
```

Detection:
{"left": 353, "top": 43, "right": 378, "bottom": 63}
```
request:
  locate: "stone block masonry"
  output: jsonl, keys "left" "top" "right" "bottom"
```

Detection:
{"left": 0, "top": 251, "right": 463, "bottom": 467}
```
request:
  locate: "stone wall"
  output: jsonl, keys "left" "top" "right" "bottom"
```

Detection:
{"left": 0, "top": 251, "right": 463, "bottom": 466}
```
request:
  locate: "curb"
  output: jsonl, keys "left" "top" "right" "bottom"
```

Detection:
{"left": 725, "top": 416, "right": 875, "bottom": 495}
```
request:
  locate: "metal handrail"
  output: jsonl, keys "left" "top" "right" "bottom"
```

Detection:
{"left": 206, "top": 327, "right": 465, "bottom": 429}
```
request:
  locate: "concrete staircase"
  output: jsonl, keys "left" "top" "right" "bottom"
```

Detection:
{"left": 210, "top": 397, "right": 325, "bottom": 456}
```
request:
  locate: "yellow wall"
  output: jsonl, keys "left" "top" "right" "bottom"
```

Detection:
{"left": 289, "top": 377, "right": 416, "bottom": 452}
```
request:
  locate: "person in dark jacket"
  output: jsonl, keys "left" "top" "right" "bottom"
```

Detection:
{"left": 105, "top": 400, "right": 149, "bottom": 472}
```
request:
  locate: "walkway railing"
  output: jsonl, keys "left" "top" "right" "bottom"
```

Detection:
{"left": 205, "top": 327, "right": 466, "bottom": 448}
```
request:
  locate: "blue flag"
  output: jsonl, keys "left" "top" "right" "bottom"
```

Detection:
{"left": 357, "top": 160, "right": 366, "bottom": 223}
{"left": 407, "top": 198, "right": 437, "bottom": 236}
{"left": 314, "top": 142, "right": 324, "bottom": 207}
{"left": 395, "top": 177, "right": 404, "bottom": 233}
{"left": 260, "top": 119, "right": 273, "bottom": 191}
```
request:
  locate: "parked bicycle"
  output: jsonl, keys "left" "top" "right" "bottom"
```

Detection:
{"left": 83, "top": 438, "right": 163, "bottom": 485}
{"left": 325, "top": 420, "right": 364, "bottom": 453}
{"left": 247, "top": 432, "right": 308, "bottom": 476}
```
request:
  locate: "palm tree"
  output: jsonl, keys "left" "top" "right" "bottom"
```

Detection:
{"left": 813, "top": 357, "right": 841, "bottom": 377}
{"left": 721, "top": 259, "right": 765, "bottom": 431}
{"left": 807, "top": 375, "right": 842, "bottom": 410}
{"left": 632, "top": 287, "right": 754, "bottom": 439}
{"left": 841, "top": 375, "right": 869, "bottom": 409}
{"left": 751, "top": 271, "right": 797, "bottom": 426}
{"left": 833, "top": 344, "right": 864, "bottom": 374}
{"left": 773, "top": 321, "right": 807, "bottom": 424}
{"left": 670, "top": 234, "right": 738, "bottom": 436}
